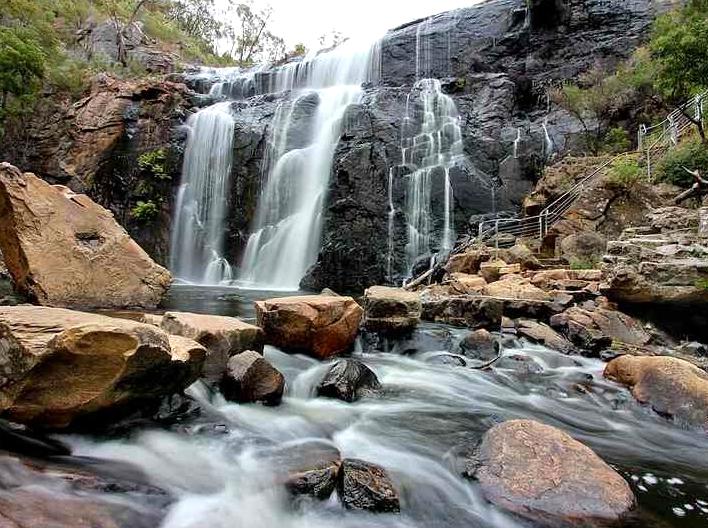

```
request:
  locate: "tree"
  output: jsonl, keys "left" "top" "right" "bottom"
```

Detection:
{"left": 318, "top": 30, "right": 346, "bottom": 50}
{"left": 0, "top": 27, "right": 46, "bottom": 110}
{"left": 650, "top": 0, "right": 708, "bottom": 141}
{"left": 225, "top": 2, "right": 285, "bottom": 66}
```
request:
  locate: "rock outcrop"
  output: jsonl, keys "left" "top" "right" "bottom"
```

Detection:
{"left": 161, "top": 312, "right": 264, "bottom": 379}
{"left": 605, "top": 355, "right": 708, "bottom": 429}
{"left": 0, "top": 163, "right": 171, "bottom": 309}
{"left": 363, "top": 286, "right": 421, "bottom": 334}
{"left": 220, "top": 350, "right": 285, "bottom": 405}
{"left": 316, "top": 360, "right": 381, "bottom": 402}
{"left": 255, "top": 296, "right": 363, "bottom": 360}
{"left": 337, "top": 459, "right": 400, "bottom": 513}
{"left": 468, "top": 419, "right": 635, "bottom": 525}
{"left": 0, "top": 306, "right": 204, "bottom": 429}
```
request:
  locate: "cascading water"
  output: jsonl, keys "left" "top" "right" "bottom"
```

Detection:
{"left": 170, "top": 102, "right": 235, "bottom": 284}
{"left": 238, "top": 40, "right": 381, "bottom": 290}
{"left": 401, "top": 80, "right": 462, "bottom": 269}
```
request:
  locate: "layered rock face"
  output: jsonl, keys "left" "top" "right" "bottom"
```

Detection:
{"left": 0, "top": 163, "right": 171, "bottom": 309}
{"left": 0, "top": 306, "right": 204, "bottom": 429}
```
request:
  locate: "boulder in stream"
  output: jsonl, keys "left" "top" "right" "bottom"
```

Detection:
{"left": 468, "top": 419, "right": 635, "bottom": 526}
{"left": 0, "top": 163, "right": 171, "bottom": 309}
{"left": 363, "top": 286, "right": 421, "bottom": 334}
{"left": 220, "top": 350, "right": 285, "bottom": 405}
{"left": 337, "top": 458, "right": 400, "bottom": 513}
{"left": 255, "top": 295, "right": 363, "bottom": 360}
{"left": 316, "top": 359, "right": 381, "bottom": 402}
{"left": 605, "top": 355, "right": 708, "bottom": 429}
{"left": 0, "top": 306, "right": 204, "bottom": 429}
{"left": 161, "top": 311, "right": 264, "bottom": 380}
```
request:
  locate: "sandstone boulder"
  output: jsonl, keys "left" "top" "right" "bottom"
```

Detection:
{"left": 161, "top": 311, "right": 264, "bottom": 379}
{"left": 447, "top": 273, "right": 487, "bottom": 294}
{"left": 468, "top": 420, "right": 635, "bottom": 525}
{"left": 337, "top": 458, "right": 400, "bottom": 513}
{"left": 458, "top": 329, "right": 499, "bottom": 362}
{"left": 363, "top": 286, "right": 421, "bottom": 333}
{"left": 445, "top": 248, "right": 491, "bottom": 274}
{"left": 483, "top": 274, "right": 550, "bottom": 301}
{"left": 550, "top": 306, "right": 650, "bottom": 355}
{"left": 0, "top": 163, "right": 171, "bottom": 309}
{"left": 255, "top": 296, "right": 363, "bottom": 360}
{"left": 0, "top": 306, "right": 204, "bottom": 429}
{"left": 220, "top": 350, "right": 285, "bottom": 405}
{"left": 515, "top": 319, "right": 575, "bottom": 354}
{"left": 421, "top": 295, "right": 503, "bottom": 329}
{"left": 316, "top": 359, "right": 381, "bottom": 402}
{"left": 604, "top": 355, "right": 708, "bottom": 428}
{"left": 479, "top": 259, "right": 509, "bottom": 283}
{"left": 499, "top": 242, "right": 542, "bottom": 271}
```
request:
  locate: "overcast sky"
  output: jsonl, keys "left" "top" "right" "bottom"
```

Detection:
{"left": 228, "top": 0, "right": 483, "bottom": 50}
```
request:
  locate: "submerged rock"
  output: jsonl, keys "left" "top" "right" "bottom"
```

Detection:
{"left": 255, "top": 295, "right": 363, "bottom": 360}
{"left": 276, "top": 441, "right": 342, "bottom": 500}
{"left": 337, "top": 458, "right": 400, "bottom": 513}
{"left": 605, "top": 355, "right": 708, "bottom": 429}
{"left": 220, "top": 351, "right": 285, "bottom": 406}
{"left": 0, "top": 306, "right": 204, "bottom": 429}
{"left": 316, "top": 359, "right": 381, "bottom": 403}
{"left": 363, "top": 286, "right": 421, "bottom": 334}
{"left": 161, "top": 311, "right": 264, "bottom": 380}
{"left": 0, "top": 163, "right": 171, "bottom": 309}
{"left": 467, "top": 419, "right": 635, "bottom": 526}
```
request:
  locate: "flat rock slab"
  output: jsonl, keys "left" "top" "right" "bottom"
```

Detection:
{"left": 0, "top": 306, "right": 204, "bottom": 429}
{"left": 605, "top": 355, "right": 708, "bottom": 429}
{"left": 470, "top": 419, "right": 635, "bottom": 526}
{"left": 0, "top": 163, "right": 171, "bottom": 309}
{"left": 255, "top": 295, "right": 363, "bottom": 360}
{"left": 363, "top": 286, "right": 421, "bottom": 333}
{"left": 161, "top": 311, "right": 264, "bottom": 379}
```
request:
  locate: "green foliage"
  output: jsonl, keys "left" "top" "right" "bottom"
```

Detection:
{"left": 569, "top": 257, "right": 600, "bottom": 270}
{"left": 695, "top": 278, "right": 708, "bottom": 291}
{"left": 656, "top": 137, "right": 708, "bottom": 186}
{"left": 137, "top": 148, "right": 170, "bottom": 179}
{"left": 605, "top": 157, "right": 644, "bottom": 191}
{"left": 650, "top": 2, "right": 708, "bottom": 102}
{"left": 601, "top": 127, "right": 632, "bottom": 154}
{"left": 131, "top": 200, "right": 160, "bottom": 222}
{"left": 0, "top": 27, "right": 46, "bottom": 107}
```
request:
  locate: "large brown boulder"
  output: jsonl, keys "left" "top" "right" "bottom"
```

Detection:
{"left": 255, "top": 296, "right": 363, "bottom": 360}
{"left": 161, "top": 311, "right": 264, "bottom": 379}
{"left": 605, "top": 355, "right": 708, "bottom": 428}
{"left": 0, "top": 163, "right": 171, "bottom": 309}
{"left": 363, "top": 286, "right": 421, "bottom": 333}
{"left": 469, "top": 420, "right": 635, "bottom": 526}
{"left": 0, "top": 306, "right": 204, "bottom": 429}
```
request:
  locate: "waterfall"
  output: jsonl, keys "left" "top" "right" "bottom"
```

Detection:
{"left": 513, "top": 127, "right": 522, "bottom": 158}
{"left": 170, "top": 102, "right": 235, "bottom": 284}
{"left": 402, "top": 79, "right": 462, "bottom": 269}
{"left": 238, "top": 39, "right": 381, "bottom": 290}
{"left": 387, "top": 168, "right": 396, "bottom": 282}
{"left": 542, "top": 118, "right": 555, "bottom": 159}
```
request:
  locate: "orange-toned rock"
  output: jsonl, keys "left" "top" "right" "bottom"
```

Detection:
{"left": 0, "top": 163, "right": 171, "bottom": 309}
{"left": 605, "top": 355, "right": 708, "bottom": 428}
{"left": 161, "top": 311, "right": 264, "bottom": 379}
{"left": 448, "top": 273, "right": 487, "bottom": 294}
{"left": 483, "top": 274, "right": 550, "bottom": 301}
{"left": 255, "top": 295, "right": 363, "bottom": 359}
{"left": 469, "top": 420, "right": 635, "bottom": 525}
{"left": 0, "top": 306, "right": 204, "bottom": 429}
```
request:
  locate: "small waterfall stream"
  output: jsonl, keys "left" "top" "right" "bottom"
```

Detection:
{"left": 170, "top": 102, "right": 236, "bottom": 284}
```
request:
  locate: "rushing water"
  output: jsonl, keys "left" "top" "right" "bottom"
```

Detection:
{"left": 170, "top": 102, "right": 236, "bottom": 284}
{"left": 238, "top": 39, "right": 381, "bottom": 290}
{"left": 60, "top": 312, "right": 708, "bottom": 528}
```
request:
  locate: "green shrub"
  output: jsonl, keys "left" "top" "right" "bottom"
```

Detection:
{"left": 695, "top": 278, "right": 708, "bottom": 290}
{"left": 569, "top": 257, "right": 600, "bottom": 270}
{"left": 137, "top": 149, "right": 169, "bottom": 179}
{"left": 602, "top": 127, "right": 631, "bottom": 154}
{"left": 605, "top": 157, "right": 644, "bottom": 191}
{"left": 656, "top": 137, "right": 708, "bottom": 186}
{"left": 131, "top": 200, "right": 160, "bottom": 222}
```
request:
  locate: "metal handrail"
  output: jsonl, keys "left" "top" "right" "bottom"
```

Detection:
{"left": 475, "top": 92, "right": 707, "bottom": 247}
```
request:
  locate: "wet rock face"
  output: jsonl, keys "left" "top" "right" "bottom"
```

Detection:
{"left": 605, "top": 355, "right": 708, "bottom": 429}
{"left": 316, "top": 359, "right": 381, "bottom": 402}
{"left": 0, "top": 163, "right": 172, "bottom": 310}
{"left": 468, "top": 419, "right": 635, "bottom": 526}
{"left": 255, "top": 296, "right": 363, "bottom": 360}
{"left": 220, "top": 351, "right": 285, "bottom": 405}
{"left": 337, "top": 458, "right": 400, "bottom": 513}
{"left": 363, "top": 286, "right": 421, "bottom": 334}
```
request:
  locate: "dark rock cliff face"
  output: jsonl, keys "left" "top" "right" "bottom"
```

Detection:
{"left": 227, "top": 0, "right": 674, "bottom": 292}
